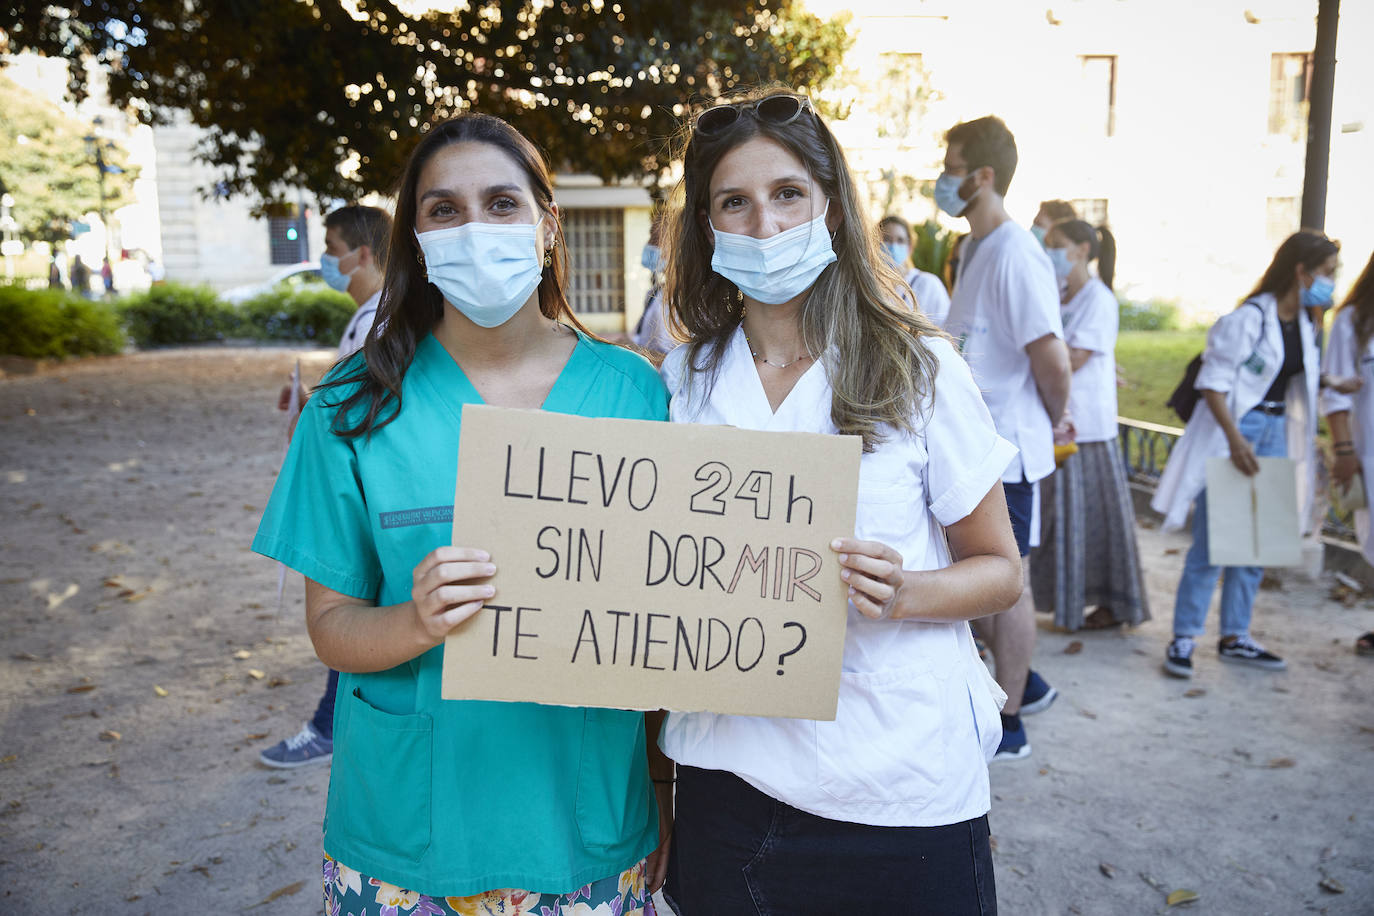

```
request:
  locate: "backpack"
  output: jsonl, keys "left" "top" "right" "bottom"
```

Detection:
{"left": 1165, "top": 300, "right": 1265, "bottom": 424}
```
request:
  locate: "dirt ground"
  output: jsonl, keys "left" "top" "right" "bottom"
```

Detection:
{"left": 1, "top": 346, "right": 1372, "bottom": 915}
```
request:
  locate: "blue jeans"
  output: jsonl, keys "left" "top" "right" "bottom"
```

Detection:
{"left": 311, "top": 669, "right": 339, "bottom": 740}
{"left": 1171, "top": 409, "right": 1288, "bottom": 640}
{"left": 664, "top": 765, "right": 997, "bottom": 915}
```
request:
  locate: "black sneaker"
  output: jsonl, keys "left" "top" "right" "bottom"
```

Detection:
{"left": 1164, "top": 637, "right": 1195, "bottom": 678}
{"left": 1218, "top": 635, "right": 1286, "bottom": 670}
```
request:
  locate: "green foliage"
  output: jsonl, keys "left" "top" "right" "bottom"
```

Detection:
{"left": 1118, "top": 296, "right": 1182, "bottom": 332}
{"left": 2, "top": 1, "right": 850, "bottom": 205}
{"left": 911, "top": 220, "right": 955, "bottom": 287}
{"left": 0, "top": 285, "right": 125, "bottom": 358}
{"left": 0, "top": 74, "right": 138, "bottom": 243}
{"left": 239, "top": 286, "right": 356, "bottom": 347}
{"left": 1115, "top": 329, "right": 1208, "bottom": 427}
{"left": 119, "top": 283, "right": 239, "bottom": 348}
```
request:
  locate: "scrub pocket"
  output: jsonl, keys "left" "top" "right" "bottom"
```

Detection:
{"left": 817, "top": 664, "right": 944, "bottom": 808}
{"left": 325, "top": 687, "right": 434, "bottom": 864}
{"left": 575, "top": 707, "right": 652, "bottom": 850}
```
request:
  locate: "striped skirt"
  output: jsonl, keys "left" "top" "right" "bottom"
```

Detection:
{"left": 1031, "top": 439, "right": 1151, "bottom": 631}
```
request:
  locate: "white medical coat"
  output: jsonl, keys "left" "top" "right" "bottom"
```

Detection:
{"left": 1321, "top": 306, "right": 1374, "bottom": 563}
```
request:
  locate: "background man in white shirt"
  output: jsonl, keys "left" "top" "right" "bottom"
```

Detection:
{"left": 262, "top": 204, "right": 391, "bottom": 768}
{"left": 939, "top": 116, "right": 1071, "bottom": 762}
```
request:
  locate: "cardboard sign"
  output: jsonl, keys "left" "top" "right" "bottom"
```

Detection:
{"left": 1205, "top": 457, "right": 1301, "bottom": 567}
{"left": 441, "top": 405, "right": 861, "bottom": 720}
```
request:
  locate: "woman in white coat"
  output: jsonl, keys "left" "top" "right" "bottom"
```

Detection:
{"left": 1152, "top": 230, "right": 1336, "bottom": 678}
{"left": 656, "top": 89, "right": 1024, "bottom": 915}
{"left": 879, "top": 214, "right": 952, "bottom": 327}
{"left": 1320, "top": 251, "right": 1374, "bottom": 655}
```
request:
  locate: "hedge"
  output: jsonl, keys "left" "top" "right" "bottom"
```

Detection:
{"left": 239, "top": 286, "right": 356, "bottom": 347}
{"left": 0, "top": 285, "right": 126, "bottom": 359}
{"left": 119, "top": 283, "right": 239, "bottom": 348}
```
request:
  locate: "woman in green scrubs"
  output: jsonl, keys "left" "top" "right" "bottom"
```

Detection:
{"left": 253, "top": 113, "right": 670, "bottom": 914}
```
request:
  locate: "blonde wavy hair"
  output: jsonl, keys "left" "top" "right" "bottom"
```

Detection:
{"left": 662, "top": 86, "right": 944, "bottom": 451}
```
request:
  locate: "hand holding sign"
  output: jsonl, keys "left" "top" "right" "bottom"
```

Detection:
{"left": 410, "top": 546, "right": 497, "bottom": 641}
{"left": 442, "top": 405, "right": 861, "bottom": 720}
{"left": 832, "top": 537, "right": 906, "bottom": 620}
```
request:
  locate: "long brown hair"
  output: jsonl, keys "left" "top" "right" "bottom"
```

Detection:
{"left": 319, "top": 113, "right": 585, "bottom": 437}
{"left": 1245, "top": 228, "right": 1339, "bottom": 304}
{"left": 1338, "top": 249, "right": 1374, "bottom": 349}
{"left": 662, "top": 87, "right": 942, "bottom": 452}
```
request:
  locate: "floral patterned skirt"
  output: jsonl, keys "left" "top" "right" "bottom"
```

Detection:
{"left": 323, "top": 853, "right": 657, "bottom": 916}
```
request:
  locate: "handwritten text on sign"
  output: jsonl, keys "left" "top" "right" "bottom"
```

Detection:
{"left": 441, "top": 405, "right": 861, "bottom": 720}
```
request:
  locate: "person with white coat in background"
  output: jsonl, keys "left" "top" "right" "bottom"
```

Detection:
{"left": 879, "top": 215, "right": 951, "bottom": 327}
{"left": 1319, "top": 250, "right": 1374, "bottom": 656}
{"left": 1152, "top": 230, "right": 1335, "bottom": 679}
{"left": 1031, "top": 219, "right": 1150, "bottom": 632}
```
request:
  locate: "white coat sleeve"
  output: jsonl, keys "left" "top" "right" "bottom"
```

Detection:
{"left": 1194, "top": 305, "right": 1261, "bottom": 395}
{"left": 1322, "top": 309, "right": 1357, "bottom": 416}
{"left": 923, "top": 338, "right": 1019, "bottom": 526}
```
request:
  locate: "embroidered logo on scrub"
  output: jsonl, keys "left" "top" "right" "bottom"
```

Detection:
{"left": 1241, "top": 353, "right": 1267, "bottom": 375}
{"left": 378, "top": 506, "right": 455, "bottom": 529}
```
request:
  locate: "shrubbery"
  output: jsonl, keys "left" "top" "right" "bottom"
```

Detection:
{"left": 1, "top": 280, "right": 359, "bottom": 357}
{"left": 119, "top": 283, "right": 238, "bottom": 347}
{"left": 0, "top": 285, "right": 125, "bottom": 358}
{"left": 1118, "top": 296, "right": 1182, "bottom": 332}
{"left": 239, "top": 286, "right": 356, "bottom": 346}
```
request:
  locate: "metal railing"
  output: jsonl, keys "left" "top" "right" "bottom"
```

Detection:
{"left": 1116, "top": 416, "right": 1357, "bottom": 544}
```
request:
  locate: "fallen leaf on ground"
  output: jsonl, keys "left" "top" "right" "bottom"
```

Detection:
{"left": 1267, "top": 757, "right": 1296, "bottom": 768}
{"left": 1184, "top": 688, "right": 1206, "bottom": 698}
{"left": 66, "top": 684, "right": 96, "bottom": 694}
{"left": 1080, "top": 709, "right": 1098, "bottom": 719}
{"left": 1163, "top": 547, "right": 1180, "bottom": 555}
{"left": 232, "top": 649, "right": 252, "bottom": 660}
{"left": 1166, "top": 889, "right": 1200, "bottom": 906}
{"left": 261, "top": 881, "right": 304, "bottom": 903}
{"left": 99, "top": 730, "right": 121, "bottom": 742}
{"left": 1319, "top": 876, "right": 1345, "bottom": 893}
{"left": 1, "top": 754, "right": 17, "bottom": 764}
{"left": 153, "top": 685, "right": 168, "bottom": 697}
{"left": 246, "top": 669, "right": 265, "bottom": 680}
{"left": 1064, "top": 640, "right": 1083, "bottom": 655}
{"left": 245, "top": 732, "right": 269, "bottom": 741}
{"left": 1099, "top": 862, "right": 1116, "bottom": 878}
{"left": 11, "top": 652, "right": 40, "bottom": 662}
{"left": 267, "top": 676, "right": 292, "bottom": 688}
{"left": 1139, "top": 872, "right": 1164, "bottom": 891}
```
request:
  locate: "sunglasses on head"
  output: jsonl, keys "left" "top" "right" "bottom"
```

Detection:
{"left": 694, "top": 94, "right": 815, "bottom": 137}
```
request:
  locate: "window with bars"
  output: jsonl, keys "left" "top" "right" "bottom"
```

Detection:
{"left": 1070, "top": 198, "right": 1110, "bottom": 227}
{"left": 563, "top": 208, "right": 625, "bottom": 314}
{"left": 1080, "top": 55, "right": 1117, "bottom": 137}
{"left": 1268, "top": 52, "right": 1311, "bottom": 137}
{"left": 268, "top": 206, "right": 309, "bottom": 265}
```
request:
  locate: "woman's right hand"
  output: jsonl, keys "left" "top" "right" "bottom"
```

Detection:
{"left": 410, "top": 547, "right": 496, "bottom": 641}
{"left": 1333, "top": 452, "right": 1362, "bottom": 487}
{"left": 1227, "top": 432, "right": 1260, "bottom": 477}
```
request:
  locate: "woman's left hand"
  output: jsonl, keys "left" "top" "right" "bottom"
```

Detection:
{"left": 831, "top": 537, "right": 906, "bottom": 620}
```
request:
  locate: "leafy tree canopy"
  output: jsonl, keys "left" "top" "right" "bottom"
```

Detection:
{"left": 1, "top": 1, "right": 850, "bottom": 206}
{"left": 0, "top": 74, "right": 137, "bottom": 242}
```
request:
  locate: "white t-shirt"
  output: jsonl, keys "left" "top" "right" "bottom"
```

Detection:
{"left": 944, "top": 221, "right": 1063, "bottom": 483}
{"left": 336, "top": 290, "right": 382, "bottom": 359}
{"left": 1061, "top": 278, "right": 1119, "bottom": 443}
{"left": 658, "top": 328, "right": 1016, "bottom": 827}
{"left": 905, "top": 268, "right": 952, "bottom": 328}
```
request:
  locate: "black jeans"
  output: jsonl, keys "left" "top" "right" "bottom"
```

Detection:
{"left": 665, "top": 765, "right": 996, "bottom": 916}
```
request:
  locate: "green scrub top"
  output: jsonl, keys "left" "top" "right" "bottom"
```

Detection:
{"left": 252, "top": 331, "right": 668, "bottom": 897}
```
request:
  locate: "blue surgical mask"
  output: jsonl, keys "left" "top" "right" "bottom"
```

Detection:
{"left": 416, "top": 219, "right": 545, "bottom": 328}
{"left": 883, "top": 242, "right": 910, "bottom": 268}
{"left": 319, "top": 248, "right": 358, "bottom": 292}
{"left": 1030, "top": 225, "right": 1047, "bottom": 246}
{"left": 1046, "top": 246, "right": 1074, "bottom": 280}
{"left": 641, "top": 244, "right": 663, "bottom": 273}
{"left": 709, "top": 203, "right": 837, "bottom": 305}
{"left": 1302, "top": 274, "right": 1335, "bottom": 307}
{"left": 934, "top": 172, "right": 971, "bottom": 218}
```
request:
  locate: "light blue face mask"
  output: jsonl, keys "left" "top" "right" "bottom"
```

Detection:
{"left": 1302, "top": 274, "right": 1335, "bottom": 307}
{"left": 934, "top": 172, "right": 971, "bottom": 217}
{"left": 1030, "top": 225, "right": 1047, "bottom": 246}
{"left": 319, "top": 248, "right": 359, "bottom": 292}
{"left": 1046, "top": 246, "right": 1075, "bottom": 280}
{"left": 709, "top": 202, "right": 837, "bottom": 305}
{"left": 416, "top": 219, "right": 545, "bottom": 328}
{"left": 641, "top": 244, "right": 663, "bottom": 273}
{"left": 883, "top": 242, "right": 910, "bottom": 269}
